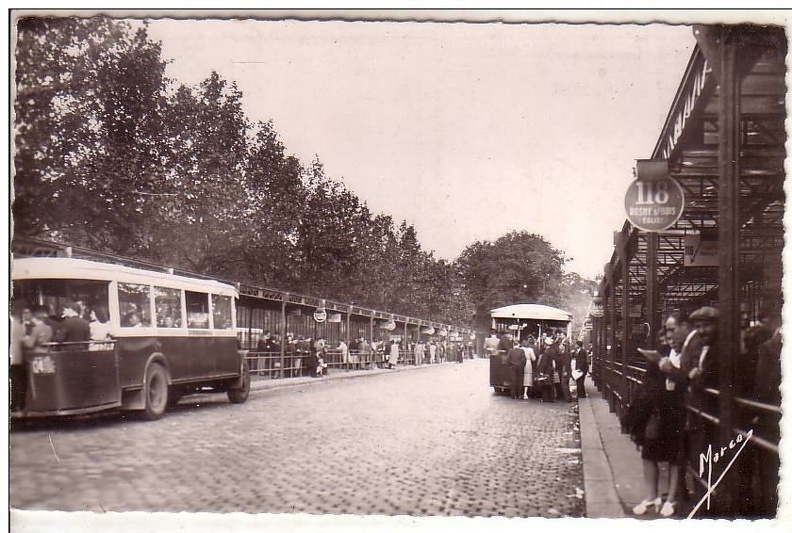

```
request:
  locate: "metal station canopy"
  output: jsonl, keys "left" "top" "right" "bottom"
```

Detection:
{"left": 602, "top": 25, "right": 785, "bottom": 312}
{"left": 489, "top": 303, "right": 572, "bottom": 322}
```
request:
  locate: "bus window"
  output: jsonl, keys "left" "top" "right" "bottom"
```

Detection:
{"left": 118, "top": 283, "right": 151, "bottom": 327}
{"left": 154, "top": 286, "right": 183, "bottom": 328}
{"left": 212, "top": 294, "right": 233, "bottom": 330}
{"left": 13, "top": 279, "right": 110, "bottom": 322}
{"left": 185, "top": 291, "right": 209, "bottom": 329}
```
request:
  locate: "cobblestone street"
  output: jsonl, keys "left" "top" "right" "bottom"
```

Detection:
{"left": 10, "top": 359, "right": 584, "bottom": 517}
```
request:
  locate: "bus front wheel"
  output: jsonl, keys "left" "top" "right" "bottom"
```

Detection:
{"left": 143, "top": 363, "right": 169, "bottom": 420}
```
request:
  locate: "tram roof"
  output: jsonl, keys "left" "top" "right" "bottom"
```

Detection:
{"left": 12, "top": 257, "right": 239, "bottom": 297}
{"left": 489, "top": 303, "right": 572, "bottom": 322}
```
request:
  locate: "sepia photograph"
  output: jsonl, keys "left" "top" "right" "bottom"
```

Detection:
{"left": 6, "top": 6, "right": 789, "bottom": 532}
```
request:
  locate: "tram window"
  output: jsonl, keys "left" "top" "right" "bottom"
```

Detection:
{"left": 118, "top": 283, "right": 151, "bottom": 327}
{"left": 212, "top": 294, "right": 233, "bottom": 330}
{"left": 154, "top": 286, "right": 183, "bottom": 328}
{"left": 185, "top": 291, "right": 209, "bottom": 329}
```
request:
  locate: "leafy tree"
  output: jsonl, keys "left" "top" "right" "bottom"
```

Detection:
{"left": 143, "top": 72, "right": 251, "bottom": 277}
{"left": 14, "top": 17, "right": 169, "bottom": 253}
{"left": 240, "top": 120, "right": 305, "bottom": 288}
{"left": 455, "top": 231, "right": 568, "bottom": 329}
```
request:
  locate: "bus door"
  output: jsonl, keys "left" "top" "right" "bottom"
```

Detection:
{"left": 23, "top": 340, "right": 122, "bottom": 416}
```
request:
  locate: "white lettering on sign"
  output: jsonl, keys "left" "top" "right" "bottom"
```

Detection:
{"left": 625, "top": 177, "right": 685, "bottom": 232}
{"left": 635, "top": 181, "right": 671, "bottom": 205}
{"left": 662, "top": 58, "right": 709, "bottom": 159}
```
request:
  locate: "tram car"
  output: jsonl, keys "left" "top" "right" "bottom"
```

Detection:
{"left": 487, "top": 303, "right": 573, "bottom": 394}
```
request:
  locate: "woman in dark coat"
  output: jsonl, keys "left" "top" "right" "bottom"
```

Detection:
{"left": 536, "top": 337, "right": 557, "bottom": 403}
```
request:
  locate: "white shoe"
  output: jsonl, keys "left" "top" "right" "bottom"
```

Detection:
{"left": 632, "top": 497, "right": 662, "bottom": 515}
{"left": 659, "top": 501, "right": 676, "bottom": 517}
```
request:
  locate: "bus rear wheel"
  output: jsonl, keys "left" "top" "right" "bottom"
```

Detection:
{"left": 143, "top": 363, "right": 168, "bottom": 420}
{"left": 227, "top": 360, "right": 251, "bottom": 404}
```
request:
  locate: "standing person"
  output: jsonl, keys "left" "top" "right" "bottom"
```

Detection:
{"left": 555, "top": 341, "right": 572, "bottom": 402}
{"left": 10, "top": 301, "right": 29, "bottom": 411}
{"left": 348, "top": 337, "right": 360, "bottom": 370}
{"left": 360, "top": 337, "right": 372, "bottom": 369}
{"left": 413, "top": 340, "right": 424, "bottom": 366}
{"left": 484, "top": 331, "right": 500, "bottom": 356}
{"left": 428, "top": 341, "right": 437, "bottom": 364}
{"left": 295, "top": 335, "right": 309, "bottom": 376}
{"left": 388, "top": 340, "right": 399, "bottom": 369}
{"left": 284, "top": 333, "right": 296, "bottom": 377}
{"left": 338, "top": 338, "right": 349, "bottom": 369}
{"left": 572, "top": 340, "right": 589, "bottom": 399}
{"left": 55, "top": 301, "right": 91, "bottom": 345}
{"left": 506, "top": 342, "right": 527, "bottom": 400}
{"left": 308, "top": 337, "right": 322, "bottom": 377}
{"left": 268, "top": 334, "right": 282, "bottom": 378}
{"left": 498, "top": 332, "right": 513, "bottom": 355}
{"left": 630, "top": 323, "right": 686, "bottom": 517}
{"left": 521, "top": 338, "right": 537, "bottom": 399}
{"left": 536, "top": 337, "right": 557, "bottom": 403}
{"left": 24, "top": 305, "right": 55, "bottom": 353}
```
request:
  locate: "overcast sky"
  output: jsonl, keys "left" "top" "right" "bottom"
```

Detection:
{"left": 146, "top": 18, "right": 695, "bottom": 279}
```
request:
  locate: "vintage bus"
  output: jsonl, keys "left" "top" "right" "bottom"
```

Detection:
{"left": 11, "top": 257, "right": 250, "bottom": 420}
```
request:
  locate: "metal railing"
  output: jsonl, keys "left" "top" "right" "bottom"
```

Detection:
{"left": 243, "top": 348, "right": 464, "bottom": 380}
{"left": 592, "top": 348, "right": 781, "bottom": 517}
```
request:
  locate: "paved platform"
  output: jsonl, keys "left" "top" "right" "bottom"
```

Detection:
{"left": 578, "top": 376, "right": 646, "bottom": 518}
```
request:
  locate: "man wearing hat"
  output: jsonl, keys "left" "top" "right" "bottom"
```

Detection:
{"left": 687, "top": 306, "right": 719, "bottom": 392}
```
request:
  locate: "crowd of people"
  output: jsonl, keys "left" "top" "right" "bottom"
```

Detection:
{"left": 622, "top": 304, "right": 782, "bottom": 518}
{"left": 251, "top": 332, "right": 472, "bottom": 378}
{"left": 485, "top": 331, "right": 591, "bottom": 403}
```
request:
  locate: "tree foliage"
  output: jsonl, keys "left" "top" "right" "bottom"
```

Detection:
{"left": 455, "top": 231, "right": 570, "bottom": 329}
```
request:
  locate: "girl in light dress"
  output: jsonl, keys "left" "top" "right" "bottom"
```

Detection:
{"left": 521, "top": 337, "right": 537, "bottom": 399}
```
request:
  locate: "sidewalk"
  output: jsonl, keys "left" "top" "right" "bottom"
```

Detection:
{"left": 578, "top": 376, "right": 646, "bottom": 518}
{"left": 248, "top": 360, "right": 434, "bottom": 394}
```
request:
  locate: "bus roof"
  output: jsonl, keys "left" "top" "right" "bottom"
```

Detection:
{"left": 489, "top": 303, "right": 572, "bottom": 322}
{"left": 12, "top": 257, "right": 238, "bottom": 297}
